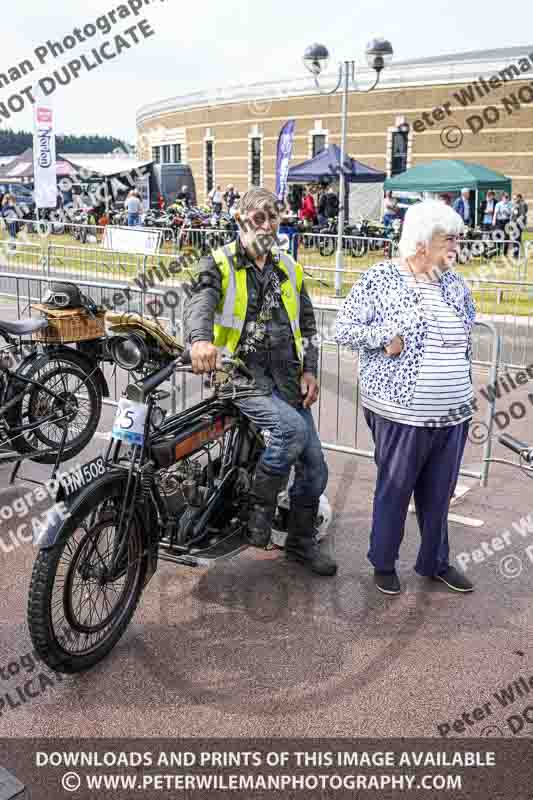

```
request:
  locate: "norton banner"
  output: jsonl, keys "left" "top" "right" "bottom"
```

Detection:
{"left": 32, "top": 92, "right": 57, "bottom": 209}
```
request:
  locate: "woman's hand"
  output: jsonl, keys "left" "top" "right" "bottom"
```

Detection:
{"left": 384, "top": 335, "right": 404, "bottom": 356}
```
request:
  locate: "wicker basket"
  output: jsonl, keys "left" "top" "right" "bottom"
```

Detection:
{"left": 30, "top": 304, "right": 106, "bottom": 343}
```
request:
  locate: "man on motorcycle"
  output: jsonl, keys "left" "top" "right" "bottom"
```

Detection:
{"left": 183, "top": 187, "right": 337, "bottom": 576}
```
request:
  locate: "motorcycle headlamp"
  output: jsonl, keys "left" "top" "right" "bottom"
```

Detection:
{"left": 107, "top": 332, "right": 148, "bottom": 371}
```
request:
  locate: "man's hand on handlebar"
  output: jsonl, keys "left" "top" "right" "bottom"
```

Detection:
{"left": 190, "top": 341, "right": 218, "bottom": 374}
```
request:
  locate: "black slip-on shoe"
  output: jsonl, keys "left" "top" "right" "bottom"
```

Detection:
{"left": 432, "top": 566, "right": 474, "bottom": 593}
{"left": 374, "top": 569, "right": 401, "bottom": 595}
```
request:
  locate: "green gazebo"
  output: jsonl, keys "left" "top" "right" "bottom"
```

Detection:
{"left": 385, "top": 160, "right": 512, "bottom": 225}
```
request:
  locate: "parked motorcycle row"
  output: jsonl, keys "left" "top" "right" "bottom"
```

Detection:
{"left": 4, "top": 199, "right": 505, "bottom": 267}
{"left": 299, "top": 216, "right": 402, "bottom": 258}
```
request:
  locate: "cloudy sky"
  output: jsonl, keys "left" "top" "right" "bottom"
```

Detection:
{"left": 2, "top": 0, "right": 533, "bottom": 145}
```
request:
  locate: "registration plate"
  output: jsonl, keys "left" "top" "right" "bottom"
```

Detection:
{"left": 59, "top": 456, "right": 106, "bottom": 497}
{"left": 112, "top": 398, "right": 148, "bottom": 446}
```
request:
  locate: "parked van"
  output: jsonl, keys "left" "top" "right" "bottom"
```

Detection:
{"left": 150, "top": 164, "right": 196, "bottom": 207}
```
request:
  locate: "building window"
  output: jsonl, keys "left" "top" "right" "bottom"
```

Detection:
{"left": 251, "top": 137, "right": 262, "bottom": 186}
{"left": 390, "top": 130, "right": 408, "bottom": 177}
{"left": 162, "top": 145, "right": 171, "bottom": 163}
{"left": 172, "top": 144, "right": 181, "bottom": 163}
{"left": 312, "top": 134, "right": 326, "bottom": 157}
{"left": 152, "top": 146, "right": 160, "bottom": 164}
{"left": 205, "top": 140, "right": 214, "bottom": 193}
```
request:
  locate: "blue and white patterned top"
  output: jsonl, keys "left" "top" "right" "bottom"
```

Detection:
{"left": 334, "top": 260, "right": 476, "bottom": 412}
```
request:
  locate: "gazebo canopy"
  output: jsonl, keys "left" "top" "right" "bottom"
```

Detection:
{"left": 288, "top": 144, "right": 386, "bottom": 184}
{"left": 384, "top": 159, "right": 512, "bottom": 194}
{"left": 0, "top": 148, "right": 75, "bottom": 182}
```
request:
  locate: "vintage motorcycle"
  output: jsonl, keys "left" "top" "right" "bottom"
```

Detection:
{"left": 0, "top": 284, "right": 109, "bottom": 469}
{"left": 27, "top": 312, "right": 330, "bottom": 674}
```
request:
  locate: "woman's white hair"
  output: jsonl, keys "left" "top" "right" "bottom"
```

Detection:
{"left": 398, "top": 199, "right": 464, "bottom": 259}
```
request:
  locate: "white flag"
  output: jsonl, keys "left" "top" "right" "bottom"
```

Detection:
{"left": 33, "top": 95, "right": 57, "bottom": 208}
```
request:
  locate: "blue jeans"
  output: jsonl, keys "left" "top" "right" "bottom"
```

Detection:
{"left": 278, "top": 224, "right": 298, "bottom": 261}
{"left": 128, "top": 213, "right": 140, "bottom": 226}
{"left": 234, "top": 390, "right": 328, "bottom": 503}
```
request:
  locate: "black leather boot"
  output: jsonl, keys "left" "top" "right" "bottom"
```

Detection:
{"left": 247, "top": 463, "right": 289, "bottom": 548}
{"left": 285, "top": 499, "right": 337, "bottom": 576}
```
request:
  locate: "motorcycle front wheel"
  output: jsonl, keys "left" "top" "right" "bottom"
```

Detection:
{"left": 28, "top": 480, "right": 148, "bottom": 673}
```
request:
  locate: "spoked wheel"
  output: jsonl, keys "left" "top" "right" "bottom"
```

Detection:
{"left": 319, "top": 236, "right": 335, "bottom": 257}
{"left": 458, "top": 245, "right": 472, "bottom": 264}
{"left": 6, "top": 351, "right": 102, "bottom": 463}
{"left": 28, "top": 483, "right": 148, "bottom": 673}
{"left": 351, "top": 239, "right": 368, "bottom": 258}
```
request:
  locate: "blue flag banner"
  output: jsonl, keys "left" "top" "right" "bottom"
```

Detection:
{"left": 275, "top": 120, "right": 295, "bottom": 201}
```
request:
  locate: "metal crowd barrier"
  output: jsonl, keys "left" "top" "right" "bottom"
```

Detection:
{"left": 177, "top": 226, "right": 236, "bottom": 254}
{"left": 0, "top": 271, "right": 503, "bottom": 487}
{"left": 1, "top": 234, "right": 531, "bottom": 369}
{"left": 310, "top": 308, "right": 500, "bottom": 487}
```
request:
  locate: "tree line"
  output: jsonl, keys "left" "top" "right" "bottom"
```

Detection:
{"left": 0, "top": 129, "right": 132, "bottom": 156}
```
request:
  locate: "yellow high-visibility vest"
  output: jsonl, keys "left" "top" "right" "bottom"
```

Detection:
{"left": 212, "top": 240, "right": 304, "bottom": 363}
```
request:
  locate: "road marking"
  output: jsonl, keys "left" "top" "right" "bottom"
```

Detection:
{"left": 448, "top": 513, "right": 485, "bottom": 528}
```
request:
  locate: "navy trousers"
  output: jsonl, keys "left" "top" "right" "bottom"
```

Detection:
{"left": 364, "top": 408, "right": 469, "bottom": 576}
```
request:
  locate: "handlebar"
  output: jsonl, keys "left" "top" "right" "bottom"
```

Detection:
{"left": 125, "top": 349, "right": 253, "bottom": 403}
{"left": 498, "top": 433, "right": 533, "bottom": 463}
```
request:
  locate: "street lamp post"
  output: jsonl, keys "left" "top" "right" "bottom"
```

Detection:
{"left": 304, "top": 39, "right": 393, "bottom": 297}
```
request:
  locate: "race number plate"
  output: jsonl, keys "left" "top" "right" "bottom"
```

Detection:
{"left": 112, "top": 398, "right": 148, "bottom": 446}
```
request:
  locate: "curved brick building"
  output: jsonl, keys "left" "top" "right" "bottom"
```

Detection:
{"left": 137, "top": 46, "right": 533, "bottom": 207}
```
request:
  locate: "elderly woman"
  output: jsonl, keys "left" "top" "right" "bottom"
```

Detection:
{"left": 334, "top": 199, "right": 476, "bottom": 595}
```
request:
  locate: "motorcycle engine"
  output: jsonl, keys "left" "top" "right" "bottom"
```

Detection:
{"left": 156, "top": 460, "right": 207, "bottom": 515}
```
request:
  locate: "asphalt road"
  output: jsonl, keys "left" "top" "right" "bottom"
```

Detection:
{"left": 0, "top": 300, "right": 532, "bottom": 741}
